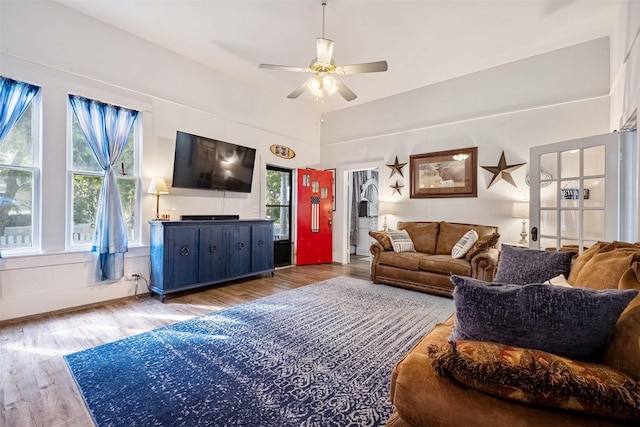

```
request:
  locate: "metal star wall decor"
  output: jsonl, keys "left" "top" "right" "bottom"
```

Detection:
{"left": 386, "top": 156, "right": 407, "bottom": 178}
{"left": 390, "top": 179, "right": 404, "bottom": 195}
{"left": 481, "top": 151, "right": 526, "bottom": 188}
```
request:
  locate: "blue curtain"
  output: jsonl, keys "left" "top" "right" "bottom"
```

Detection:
{"left": 0, "top": 77, "right": 40, "bottom": 144}
{"left": 69, "top": 95, "right": 139, "bottom": 281}
{"left": 0, "top": 77, "right": 41, "bottom": 259}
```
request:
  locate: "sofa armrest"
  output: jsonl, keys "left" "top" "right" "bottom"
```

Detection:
{"left": 469, "top": 248, "right": 499, "bottom": 282}
{"left": 370, "top": 242, "right": 385, "bottom": 283}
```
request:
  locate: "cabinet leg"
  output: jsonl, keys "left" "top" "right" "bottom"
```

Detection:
{"left": 160, "top": 294, "right": 167, "bottom": 303}
{"left": 271, "top": 271, "right": 275, "bottom": 277}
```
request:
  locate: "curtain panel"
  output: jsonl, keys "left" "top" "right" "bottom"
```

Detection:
{"left": 69, "top": 95, "right": 139, "bottom": 281}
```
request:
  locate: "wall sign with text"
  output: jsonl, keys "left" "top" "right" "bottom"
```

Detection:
{"left": 270, "top": 144, "right": 295, "bottom": 159}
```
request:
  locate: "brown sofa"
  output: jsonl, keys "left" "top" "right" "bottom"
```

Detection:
{"left": 387, "top": 242, "right": 640, "bottom": 426}
{"left": 370, "top": 221, "right": 499, "bottom": 297}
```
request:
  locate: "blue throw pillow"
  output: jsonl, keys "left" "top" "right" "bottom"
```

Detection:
{"left": 494, "top": 244, "right": 574, "bottom": 284}
{"left": 450, "top": 275, "right": 639, "bottom": 360}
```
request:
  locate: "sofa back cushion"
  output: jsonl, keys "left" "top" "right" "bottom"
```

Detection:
{"left": 436, "top": 222, "right": 496, "bottom": 255}
{"left": 600, "top": 262, "right": 640, "bottom": 380}
{"left": 571, "top": 242, "right": 640, "bottom": 290}
{"left": 398, "top": 222, "right": 439, "bottom": 254}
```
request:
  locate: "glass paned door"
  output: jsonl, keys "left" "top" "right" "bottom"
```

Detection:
{"left": 266, "top": 166, "right": 292, "bottom": 267}
{"left": 530, "top": 133, "right": 619, "bottom": 252}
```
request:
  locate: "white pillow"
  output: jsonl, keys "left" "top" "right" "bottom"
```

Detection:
{"left": 544, "top": 274, "right": 572, "bottom": 287}
{"left": 387, "top": 229, "right": 416, "bottom": 253}
{"left": 451, "top": 230, "right": 479, "bottom": 259}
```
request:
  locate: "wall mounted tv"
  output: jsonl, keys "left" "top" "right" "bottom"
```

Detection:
{"left": 172, "top": 131, "right": 257, "bottom": 193}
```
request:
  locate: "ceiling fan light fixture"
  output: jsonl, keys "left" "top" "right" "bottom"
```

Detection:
{"left": 259, "top": 0, "right": 388, "bottom": 102}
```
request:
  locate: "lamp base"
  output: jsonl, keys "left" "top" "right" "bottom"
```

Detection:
{"left": 518, "top": 219, "right": 528, "bottom": 246}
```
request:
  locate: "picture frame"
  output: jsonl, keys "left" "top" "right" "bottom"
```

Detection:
{"left": 409, "top": 147, "right": 478, "bottom": 198}
{"left": 326, "top": 168, "right": 336, "bottom": 211}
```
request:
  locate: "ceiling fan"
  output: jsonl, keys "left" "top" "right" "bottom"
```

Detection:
{"left": 259, "top": 0, "right": 388, "bottom": 102}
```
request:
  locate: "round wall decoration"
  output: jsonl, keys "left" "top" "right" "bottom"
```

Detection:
{"left": 525, "top": 170, "right": 553, "bottom": 187}
{"left": 270, "top": 144, "right": 295, "bottom": 159}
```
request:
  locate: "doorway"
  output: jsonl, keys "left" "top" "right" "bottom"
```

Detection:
{"left": 348, "top": 168, "right": 379, "bottom": 263}
{"left": 266, "top": 165, "right": 292, "bottom": 267}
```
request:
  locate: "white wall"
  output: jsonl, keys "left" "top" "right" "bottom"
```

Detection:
{"left": 0, "top": 0, "right": 319, "bottom": 321}
{"left": 610, "top": 0, "right": 640, "bottom": 129}
{"left": 320, "top": 39, "right": 613, "bottom": 264}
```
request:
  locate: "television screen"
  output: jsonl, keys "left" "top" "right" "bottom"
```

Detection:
{"left": 172, "top": 131, "right": 257, "bottom": 193}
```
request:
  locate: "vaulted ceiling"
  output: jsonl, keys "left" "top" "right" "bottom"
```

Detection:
{"left": 53, "top": 0, "right": 618, "bottom": 113}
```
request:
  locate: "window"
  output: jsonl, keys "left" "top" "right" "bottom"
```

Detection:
{"left": 0, "top": 91, "right": 41, "bottom": 253}
{"left": 68, "top": 98, "right": 140, "bottom": 248}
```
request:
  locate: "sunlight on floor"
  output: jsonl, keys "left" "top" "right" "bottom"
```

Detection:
{"left": 128, "top": 312, "right": 197, "bottom": 322}
{"left": 4, "top": 343, "right": 70, "bottom": 356}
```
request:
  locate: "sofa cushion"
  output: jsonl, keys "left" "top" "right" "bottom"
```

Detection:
{"left": 601, "top": 262, "right": 640, "bottom": 380}
{"left": 420, "top": 255, "right": 471, "bottom": 277}
{"left": 378, "top": 251, "right": 423, "bottom": 271}
{"left": 428, "top": 340, "right": 640, "bottom": 422}
{"left": 566, "top": 242, "right": 607, "bottom": 284}
{"left": 388, "top": 229, "right": 416, "bottom": 253}
{"left": 450, "top": 275, "right": 639, "bottom": 360}
{"left": 464, "top": 232, "right": 500, "bottom": 261}
{"left": 398, "top": 222, "right": 439, "bottom": 254}
{"left": 493, "top": 244, "right": 574, "bottom": 284}
{"left": 368, "top": 230, "right": 393, "bottom": 251}
{"left": 436, "top": 222, "right": 473, "bottom": 255}
{"left": 573, "top": 242, "right": 640, "bottom": 290}
{"left": 451, "top": 230, "right": 479, "bottom": 259}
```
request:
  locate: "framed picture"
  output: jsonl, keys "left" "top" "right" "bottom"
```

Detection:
{"left": 326, "top": 168, "right": 336, "bottom": 211}
{"left": 409, "top": 147, "right": 478, "bottom": 198}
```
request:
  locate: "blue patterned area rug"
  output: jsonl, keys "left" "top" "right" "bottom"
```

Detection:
{"left": 65, "top": 276, "right": 454, "bottom": 427}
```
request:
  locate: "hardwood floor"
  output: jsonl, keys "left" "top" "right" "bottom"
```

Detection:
{"left": 0, "top": 262, "right": 371, "bottom": 427}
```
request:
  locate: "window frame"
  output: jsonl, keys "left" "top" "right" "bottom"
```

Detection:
{"left": 66, "top": 97, "right": 142, "bottom": 251}
{"left": 0, "top": 89, "right": 42, "bottom": 255}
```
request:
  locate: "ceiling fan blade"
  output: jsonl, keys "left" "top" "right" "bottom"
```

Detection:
{"left": 316, "top": 38, "right": 334, "bottom": 64}
{"left": 287, "top": 81, "right": 308, "bottom": 99}
{"left": 337, "top": 61, "right": 388, "bottom": 74}
{"left": 335, "top": 79, "right": 357, "bottom": 102}
{"left": 259, "top": 63, "right": 308, "bottom": 73}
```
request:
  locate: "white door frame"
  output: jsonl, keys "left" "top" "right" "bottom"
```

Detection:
{"left": 336, "top": 159, "right": 384, "bottom": 265}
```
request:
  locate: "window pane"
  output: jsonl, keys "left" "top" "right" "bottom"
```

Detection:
{"left": 0, "top": 102, "right": 34, "bottom": 166}
{"left": 583, "top": 178, "right": 604, "bottom": 208}
{"left": 540, "top": 209, "right": 557, "bottom": 236}
{"left": 267, "top": 206, "right": 290, "bottom": 241}
{"left": 72, "top": 174, "right": 102, "bottom": 244}
{"left": 72, "top": 115, "right": 136, "bottom": 174}
{"left": 72, "top": 174, "right": 138, "bottom": 245}
{"left": 560, "top": 149, "right": 580, "bottom": 179}
{"left": 583, "top": 145, "right": 605, "bottom": 176}
{"left": 583, "top": 210, "right": 605, "bottom": 241}
{"left": 0, "top": 168, "right": 33, "bottom": 249}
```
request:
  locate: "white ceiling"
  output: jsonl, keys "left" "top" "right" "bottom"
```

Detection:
{"left": 52, "top": 0, "right": 619, "bottom": 113}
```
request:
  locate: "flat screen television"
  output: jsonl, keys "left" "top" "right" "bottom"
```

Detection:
{"left": 172, "top": 131, "right": 257, "bottom": 193}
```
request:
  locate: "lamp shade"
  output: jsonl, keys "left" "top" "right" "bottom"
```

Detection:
{"left": 148, "top": 178, "right": 169, "bottom": 195}
{"left": 378, "top": 201, "right": 395, "bottom": 215}
{"left": 511, "top": 201, "right": 529, "bottom": 219}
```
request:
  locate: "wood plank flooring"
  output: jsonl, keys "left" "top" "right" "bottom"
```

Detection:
{"left": 0, "top": 261, "right": 371, "bottom": 427}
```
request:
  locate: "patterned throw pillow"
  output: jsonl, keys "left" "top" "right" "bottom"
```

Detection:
{"left": 428, "top": 340, "right": 640, "bottom": 422}
{"left": 387, "top": 229, "right": 416, "bottom": 253}
{"left": 451, "top": 230, "right": 479, "bottom": 259}
{"left": 464, "top": 232, "right": 500, "bottom": 261}
{"left": 368, "top": 230, "right": 393, "bottom": 251}
{"left": 494, "top": 244, "right": 574, "bottom": 284}
{"left": 450, "top": 275, "right": 639, "bottom": 360}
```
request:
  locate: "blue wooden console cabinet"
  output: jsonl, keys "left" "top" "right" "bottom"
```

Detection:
{"left": 149, "top": 219, "right": 275, "bottom": 302}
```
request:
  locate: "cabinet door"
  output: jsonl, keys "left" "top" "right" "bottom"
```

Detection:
{"left": 199, "top": 227, "right": 227, "bottom": 282}
{"left": 229, "top": 225, "right": 252, "bottom": 276}
{"left": 165, "top": 227, "right": 199, "bottom": 290}
{"left": 252, "top": 223, "right": 274, "bottom": 272}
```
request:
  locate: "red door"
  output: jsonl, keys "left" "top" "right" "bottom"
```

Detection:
{"left": 296, "top": 169, "right": 333, "bottom": 264}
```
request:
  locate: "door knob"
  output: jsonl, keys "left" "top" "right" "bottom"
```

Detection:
{"left": 531, "top": 226, "right": 538, "bottom": 242}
